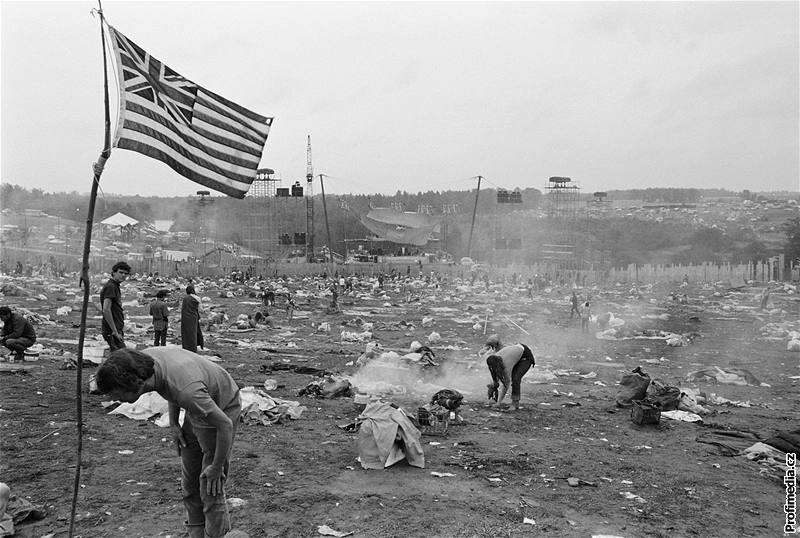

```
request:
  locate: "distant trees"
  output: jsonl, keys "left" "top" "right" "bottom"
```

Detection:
{"left": 1, "top": 183, "right": 795, "bottom": 269}
{"left": 783, "top": 217, "right": 800, "bottom": 266}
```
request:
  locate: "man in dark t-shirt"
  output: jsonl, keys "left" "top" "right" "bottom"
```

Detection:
{"left": 100, "top": 261, "right": 131, "bottom": 350}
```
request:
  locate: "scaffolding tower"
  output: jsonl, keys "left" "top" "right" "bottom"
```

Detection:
{"left": 545, "top": 176, "right": 581, "bottom": 219}
{"left": 539, "top": 176, "right": 595, "bottom": 270}
{"left": 242, "top": 169, "right": 308, "bottom": 260}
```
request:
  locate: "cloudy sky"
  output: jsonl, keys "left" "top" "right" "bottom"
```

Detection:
{"left": 2, "top": 1, "right": 798, "bottom": 198}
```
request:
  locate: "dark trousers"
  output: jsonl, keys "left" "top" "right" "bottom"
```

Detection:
{"left": 510, "top": 345, "right": 535, "bottom": 403}
{"left": 3, "top": 337, "right": 34, "bottom": 358}
{"left": 181, "top": 406, "right": 240, "bottom": 538}
{"left": 153, "top": 329, "right": 167, "bottom": 346}
{"left": 102, "top": 332, "right": 126, "bottom": 351}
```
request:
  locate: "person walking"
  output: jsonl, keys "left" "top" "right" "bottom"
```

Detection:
{"left": 100, "top": 261, "right": 131, "bottom": 351}
{"left": 181, "top": 285, "right": 204, "bottom": 352}
{"left": 285, "top": 293, "right": 296, "bottom": 322}
{"left": 149, "top": 290, "right": 170, "bottom": 346}
{"left": 483, "top": 334, "right": 535, "bottom": 411}
{"left": 570, "top": 291, "right": 580, "bottom": 318}
{"left": 96, "top": 347, "right": 241, "bottom": 538}
{"left": 0, "top": 306, "right": 37, "bottom": 363}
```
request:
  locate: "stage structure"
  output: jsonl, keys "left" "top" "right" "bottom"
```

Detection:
{"left": 538, "top": 176, "right": 606, "bottom": 271}
{"left": 345, "top": 203, "right": 442, "bottom": 247}
{"left": 242, "top": 168, "right": 309, "bottom": 260}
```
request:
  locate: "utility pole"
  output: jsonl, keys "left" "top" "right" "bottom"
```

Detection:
{"left": 467, "top": 175, "right": 482, "bottom": 258}
{"left": 306, "top": 136, "right": 314, "bottom": 262}
{"left": 319, "top": 174, "right": 334, "bottom": 263}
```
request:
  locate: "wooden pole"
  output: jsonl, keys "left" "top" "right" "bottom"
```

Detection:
{"left": 70, "top": 3, "right": 113, "bottom": 536}
{"left": 467, "top": 175, "right": 482, "bottom": 259}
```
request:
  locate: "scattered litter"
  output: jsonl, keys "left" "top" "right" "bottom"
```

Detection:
{"left": 226, "top": 497, "right": 247, "bottom": 509}
{"left": 523, "top": 517, "right": 536, "bottom": 525}
{"left": 430, "top": 471, "right": 455, "bottom": 477}
{"left": 661, "top": 410, "right": 703, "bottom": 422}
{"left": 317, "top": 524, "right": 353, "bottom": 537}
{"left": 620, "top": 491, "right": 646, "bottom": 503}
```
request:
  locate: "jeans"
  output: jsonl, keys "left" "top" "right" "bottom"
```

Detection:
{"left": 3, "top": 337, "right": 34, "bottom": 358}
{"left": 510, "top": 345, "right": 535, "bottom": 404}
{"left": 181, "top": 406, "right": 240, "bottom": 538}
{"left": 102, "top": 332, "right": 125, "bottom": 351}
{"left": 153, "top": 329, "right": 167, "bottom": 346}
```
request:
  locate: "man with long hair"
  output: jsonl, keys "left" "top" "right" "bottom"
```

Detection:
{"left": 484, "top": 334, "right": 535, "bottom": 411}
{"left": 96, "top": 347, "right": 241, "bottom": 538}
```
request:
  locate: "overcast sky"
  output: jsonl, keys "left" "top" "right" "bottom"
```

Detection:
{"left": 2, "top": 1, "right": 798, "bottom": 198}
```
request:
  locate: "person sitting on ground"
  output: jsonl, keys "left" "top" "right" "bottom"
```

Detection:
{"left": 0, "top": 306, "right": 37, "bottom": 363}
{"left": 96, "top": 347, "right": 241, "bottom": 538}
{"left": 484, "top": 334, "right": 535, "bottom": 411}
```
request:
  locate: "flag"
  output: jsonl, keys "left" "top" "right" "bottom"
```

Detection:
{"left": 106, "top": 24, "right": 272, "bottom": 198}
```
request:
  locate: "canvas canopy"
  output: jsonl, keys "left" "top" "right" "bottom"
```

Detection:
{"left": 101, "top": 212, "right": 139, "bottom": 228}
{"left": 354, "top": 207, "right": 441, "bottom": 246}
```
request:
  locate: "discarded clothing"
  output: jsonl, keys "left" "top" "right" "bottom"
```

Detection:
{"left": 685, "top": 366, "right": 761, "bottom": 386}
{"left": 239, "top": 386, "right": 306, "bottom": 425}
{"left": 763, "top": 429, "right": 800, "bottom": 454}
{"left": 357, "top": 401, "right": 424, "bottom": 470}
{"left": 297, "top": 376, "right": 353, "bottom": 399}
{"left": 615, "top": 366, "right": 650, "bottom": 408}
{"left": 661, "top": 410, "right": 703, "bottom": 422}
{"left": 696, "top": 430, "right": 762, "bottom": 456}
{"left": 430, "top": 389, "right": 463, "bottom": 411}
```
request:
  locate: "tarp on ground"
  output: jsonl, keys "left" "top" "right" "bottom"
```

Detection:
{"left": 355, "top": 207, "right": 441, "bottom": 246}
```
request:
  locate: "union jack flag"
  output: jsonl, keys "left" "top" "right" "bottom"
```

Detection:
{"left": 106, "top": 24, "right": 272, "bottom": 198}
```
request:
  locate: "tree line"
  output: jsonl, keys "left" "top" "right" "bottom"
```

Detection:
{"left": 1, "top": 183, "right": 798, "bottom": 269}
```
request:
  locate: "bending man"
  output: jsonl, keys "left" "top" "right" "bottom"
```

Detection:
{"left": 484, "top": 334, "right": 535, "bottom": 411}
{"left": 96, "top": 347, "right": 241, "bottom": 538}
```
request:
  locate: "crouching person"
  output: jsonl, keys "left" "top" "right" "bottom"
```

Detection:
{"left": 484, "top": 334, "right": 535, "bottom": 411}
{"left": 96, "top": 347, "right": 241, "bottom": 538}
{"left": 0, "top": 306, "right": 37, "bottom": 363}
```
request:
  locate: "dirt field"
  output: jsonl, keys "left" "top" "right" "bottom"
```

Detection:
{"left": 1, "top": 274, "right": 799, "bottom": 538}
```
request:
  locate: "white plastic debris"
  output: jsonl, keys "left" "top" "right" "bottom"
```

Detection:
{"left": 317, "top": 525, "right": 353, "bottom": 537}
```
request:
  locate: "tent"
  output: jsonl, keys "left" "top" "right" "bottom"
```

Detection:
{"left": 100, "top": 212, "right": 139, "bottom": 240}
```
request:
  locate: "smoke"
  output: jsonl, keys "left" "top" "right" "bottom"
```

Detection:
{"left": 346, "top": 351, "right": 489, "bottom": 403}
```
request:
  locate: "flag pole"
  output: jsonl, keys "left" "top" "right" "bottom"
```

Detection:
{"left": 69, "top": 1, "right": 113, "bottom": 535}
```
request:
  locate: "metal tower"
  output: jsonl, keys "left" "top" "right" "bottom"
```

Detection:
{"left": 306, "top": 135, "right": 315, "bottom": 261}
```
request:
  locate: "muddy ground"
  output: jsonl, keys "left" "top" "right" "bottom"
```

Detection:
{"left": 1, "top": 275, "right": 799, "bottom": 537}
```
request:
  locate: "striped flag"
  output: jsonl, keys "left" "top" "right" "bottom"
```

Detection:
{"left": 106, "top": 24, "right": 272, "bottom": 198}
